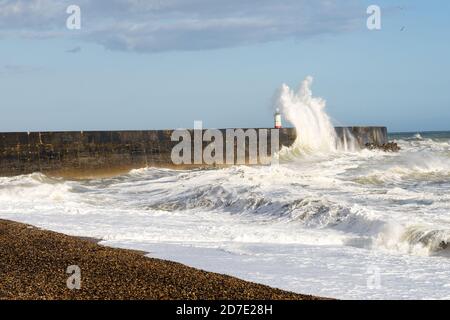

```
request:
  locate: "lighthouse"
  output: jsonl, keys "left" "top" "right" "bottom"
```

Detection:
{"left": 274, "top": 108, "right": 282, "bottom": 128}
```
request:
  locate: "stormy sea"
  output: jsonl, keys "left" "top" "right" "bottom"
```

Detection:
{"left": 1, "top": 79, "right": 449, "bottom": 299}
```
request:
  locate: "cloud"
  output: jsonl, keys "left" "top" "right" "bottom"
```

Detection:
{"left": 66, "top": 46, "right": 81, "bottom": 53}
{"left": 0, "top": 0, "right": 67, "bottom": 29}
{"left": 0, "top": 64, "right": 40, "bottom": 75}
{"left": 0, "top": 0, "right": 366, "bottom": 53}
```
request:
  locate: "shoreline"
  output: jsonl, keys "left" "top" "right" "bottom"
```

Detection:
{"left": 0, "top": 219, "right": 325, "bottom": 300}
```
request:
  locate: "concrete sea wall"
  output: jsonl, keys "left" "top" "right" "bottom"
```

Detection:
{"left": 0, "top": 127, "right": 388, "bottom": 177}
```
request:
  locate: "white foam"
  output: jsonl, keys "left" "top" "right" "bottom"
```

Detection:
{"left": 276, "top": 76, "right": 358, "bottom": 157}
{"left": 1, "top": 130, "right": 450, "bottom": 299}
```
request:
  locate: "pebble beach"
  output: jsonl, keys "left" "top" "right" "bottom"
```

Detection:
{"left": 0, "top": 219, "right": 322, "bottom": 300}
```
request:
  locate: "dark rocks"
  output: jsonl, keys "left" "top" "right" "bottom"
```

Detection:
{"left": 365, "top": 142, "right": 400, "bottom": 152}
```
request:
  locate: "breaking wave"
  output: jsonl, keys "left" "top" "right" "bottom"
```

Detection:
{"left": 276, "top": 76, "right": 358, "bottom": 159}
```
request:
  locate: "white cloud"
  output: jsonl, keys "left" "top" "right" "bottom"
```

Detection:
{"left": 0, "top": 64, "right": 40, "bottom": 75}
{"left": 0, "top": 0, "right": 365, "bottom": 52}
{"left": 0, "top": 0, "right": 66, "bottom": 29}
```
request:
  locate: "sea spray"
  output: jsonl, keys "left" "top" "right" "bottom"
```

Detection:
{"left": 276, "top": 76, "right": 358, "bottom": 156}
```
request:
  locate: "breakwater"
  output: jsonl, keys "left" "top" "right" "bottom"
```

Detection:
{"left": 0, "top": 127, "right": 388, "bottom": 177}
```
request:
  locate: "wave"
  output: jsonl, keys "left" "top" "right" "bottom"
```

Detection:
{"left": 275, "top": 76, "right": 358, "bottom": 158}
{"left": 0, "top": 173, "right": 73, "bottom": 202}
{"left": 371, "top": 223, "right": 450, "bottom": 256}
{"left": 402, "top": 226, "right": 450, "bottom": 253}
{"left": 1, "top": 142, "right": 450, "bottom": 259}
{"left": 348, "top": 150, "right": 450, "bottom": 185}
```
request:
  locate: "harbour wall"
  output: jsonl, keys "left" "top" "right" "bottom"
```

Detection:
{"left": 0, "top": 127, "right": 388, "bottom": 178}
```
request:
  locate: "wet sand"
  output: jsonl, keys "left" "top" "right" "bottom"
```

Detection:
{"left": 0, "top": 219, "right": 323, "bottom": 300}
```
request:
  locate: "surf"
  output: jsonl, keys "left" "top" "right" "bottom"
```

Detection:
{"left": 276, "top": 76, "right": 358, "bottom": 158}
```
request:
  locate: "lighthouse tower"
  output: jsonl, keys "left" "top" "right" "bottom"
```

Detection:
{"left": 274, "top": 108, "right": 282, "bottom": 128}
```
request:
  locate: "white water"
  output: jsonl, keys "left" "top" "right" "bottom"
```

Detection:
{"left": 277, "top": 76, "right": 358, "bottom": 156}
{"left": 1, "top": 81, "right": 450, "bottom": 299}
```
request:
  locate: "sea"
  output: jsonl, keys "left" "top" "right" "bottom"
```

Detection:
{"left": 1, "top": 79, "right": 449, "bottom": 299}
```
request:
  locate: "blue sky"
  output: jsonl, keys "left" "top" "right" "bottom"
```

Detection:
{"left": 1, "top": 0, "right": 449, "bottom": 132}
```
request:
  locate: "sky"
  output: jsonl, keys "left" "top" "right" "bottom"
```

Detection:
{"left": 0, "top": 0, "right": 449, "bottom": 133}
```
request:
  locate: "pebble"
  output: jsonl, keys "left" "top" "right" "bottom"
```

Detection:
{"left": 0, "top": 219, "right": 324, "bottom": 300}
